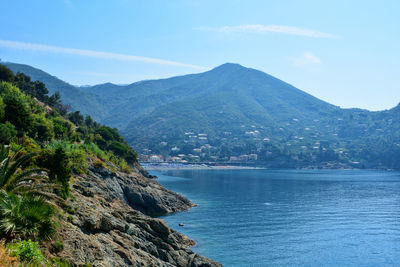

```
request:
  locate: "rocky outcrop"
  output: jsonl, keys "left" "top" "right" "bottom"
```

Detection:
{"left": 52, "top": 166, "right": 221, "bottom": 267}
{"left": 85, "top": 166, "right": 194, "bottom": 216}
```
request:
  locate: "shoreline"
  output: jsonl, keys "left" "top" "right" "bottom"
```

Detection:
{"left": 142, "top": 163, "right": 397, "bottom": 172}
{"left": 142, "top": 163, "right": 265, "bottom": 171}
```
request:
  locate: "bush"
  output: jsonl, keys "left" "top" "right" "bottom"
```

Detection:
{"left": 7, "top": 240, "right": 45, "bottom": 264}
{"left": 0, "top": 191, "right": 56, "bottom": 241}
{"left": 36, "top": 147, "right": 72, "bottom": 199}
{"left": 29, "top": 114, "right": 54, "bottom": 142}
{"left": 68, "top": 148, "right": 88, "bottom": 174}
{"left": 52, "top": 117, "right": 73, "bottom": 139}
{"left": 0, "top": 122, "right": 17, "bottom": 144}
{"left": 44, "top": 141, "right": 88, "bottom": 174}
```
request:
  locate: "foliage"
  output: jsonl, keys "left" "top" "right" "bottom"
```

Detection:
{"left": 0, "top": 82, "right": 32, "bottom": 132}
{"left": 0, "top": 191, "right": 55, "bottom": 240}
{"left": 44, "top": 141, "right": 88, "bottom": 174}
{"left": 36, "top": 147, "right": 72, "bottom": 199}
{"left": 52, "top": 117, "right": 73, "bottom": 140}
{"left": 0, "top": 145, "right": 53, "bottom": 196}
{"left": 0, "top": 65, "right": 138, "bottom": 166}
{"left": 0, "top": 65, "right": 14, "bottom": 82}
{"left": 0, "top": 122, "right": 16, "bottom": 145}
{"left": 7, "top": 240, "right": 45, "bottom": 264}
{"left": 29, "top": 114, "right": 55, "bottom": 143}
{"left": 13, "top": 72, "right": 49, "bottom": 102}
{"left": 1, "top": 62, "right": 105, "bottom": 118}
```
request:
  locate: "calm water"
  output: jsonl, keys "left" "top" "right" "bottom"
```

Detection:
{"left": 155, "top": 169, "right": 400, "bottom": 267}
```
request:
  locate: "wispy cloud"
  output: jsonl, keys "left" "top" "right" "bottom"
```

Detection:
{"left": 0, "top": 39, "right": 206, "bottom": 70}
{"left": 198, "top": 24, "right": 336, "bottom": 38}
{"left": 290, "top": 51, "right": 322, "bottom": 69}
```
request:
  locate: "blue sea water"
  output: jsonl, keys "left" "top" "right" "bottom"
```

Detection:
{"left": 154, "top": 169, "right": 400, "bottom": 267}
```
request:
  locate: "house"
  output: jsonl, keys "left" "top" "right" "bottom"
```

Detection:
{"left": 149, "top": 155, "right": 163, "bottom": 162}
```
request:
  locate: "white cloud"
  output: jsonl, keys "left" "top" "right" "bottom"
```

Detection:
{"left": 290, "top": 52, "right": 322, "bottom": 70}
{"left": 198, "top": 24, "right": 336, "bottom": 38}
{"left": 0, "top": 39, "right": 206, "bottom": 70}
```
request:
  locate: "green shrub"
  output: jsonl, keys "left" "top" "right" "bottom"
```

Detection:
{"left": 0, "top": 122, "right": 17, "bottom": 144}
{"left": 7, "top": 240, "right": 45, "bottom": 264}
{"left": 36, "top": 147, "right": 72, "bottom": 199}
{"left": 29, "top": 114, "right": 54, "bottom": 142}
{"left": 0, "top": 191, "right": 56, "bottom": 241}
{"left": 51, "top": 117, "right": 73, "bottom": 139}
{"left": 67, "top": 148, "right": 88, "bottom": 174}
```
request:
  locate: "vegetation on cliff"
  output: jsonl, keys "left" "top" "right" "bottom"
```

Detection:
{"left": 0, "top": 65, "right": 140, "bottom": 265}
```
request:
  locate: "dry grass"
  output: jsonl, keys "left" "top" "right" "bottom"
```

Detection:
{"left": 0, "top": 241, "right": 17, "bottom": 267}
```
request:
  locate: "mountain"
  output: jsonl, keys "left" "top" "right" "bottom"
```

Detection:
{"left": 2, "top": 61, "right": 400, "bottom": 169}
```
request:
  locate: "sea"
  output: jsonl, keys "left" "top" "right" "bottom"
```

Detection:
{"left": 153, "top": 169, "right": 400, "bottom": 267}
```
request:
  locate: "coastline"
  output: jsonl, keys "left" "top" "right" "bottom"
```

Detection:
{"left": 142, "top": 162, "right": 397, "bottom": 172}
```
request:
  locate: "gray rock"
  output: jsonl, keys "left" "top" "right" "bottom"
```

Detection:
{"left": 54, "top": 165, "right": 222, "bottom": 267}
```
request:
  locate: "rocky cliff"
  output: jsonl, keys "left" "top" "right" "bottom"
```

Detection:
{"left": 50, "top": 165, "right": 221, "bottom": 266}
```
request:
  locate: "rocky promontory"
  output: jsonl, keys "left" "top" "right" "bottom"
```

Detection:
{"left": 50, "top": 165, "right": 221, "bottom": 266}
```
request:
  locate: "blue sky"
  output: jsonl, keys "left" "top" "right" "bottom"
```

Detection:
{"left": 1, "top": 0, "right": 399, "bottom": 110}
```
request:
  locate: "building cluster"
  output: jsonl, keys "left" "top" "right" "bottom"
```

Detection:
{"left": 229, "top": 154, "right": 258, "bottom": 162}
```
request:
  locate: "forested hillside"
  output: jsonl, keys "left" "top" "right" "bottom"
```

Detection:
{"left": 0, "top": 65, "right": 136, "bottom": 265}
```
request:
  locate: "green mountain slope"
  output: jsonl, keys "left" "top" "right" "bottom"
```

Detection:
{"left": 1, "top": 62, "right": 107, "bottom": 121}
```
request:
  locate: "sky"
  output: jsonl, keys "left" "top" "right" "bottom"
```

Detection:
{"left": 1, "top": 0, "right": 399, "bottom": 111}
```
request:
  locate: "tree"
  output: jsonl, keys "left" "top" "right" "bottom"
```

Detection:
{"left": 68, "top": 111, "right": 84, "bottom": 125}
{"left": 3, "top": 94, "right": 32, "bottom": 132}
{"left": 48, "top": 91, "right": 61, "bottom": 107}
{"left": 0, "top": 66, "right": 14, "bottom": 82}
{"left": 12, "top": 73, "right": 52, "bottom": 105}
